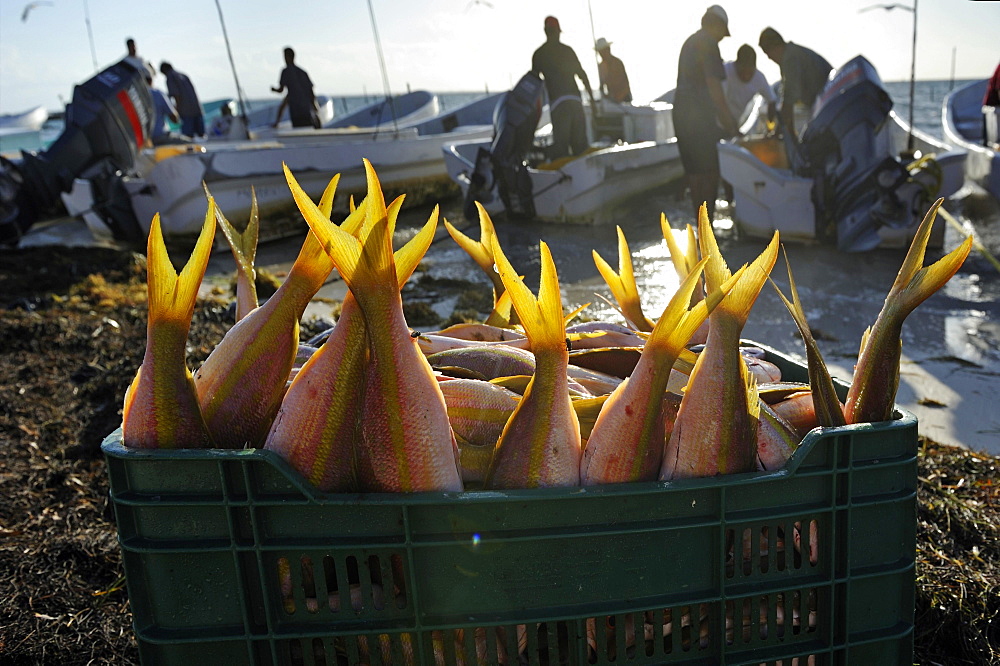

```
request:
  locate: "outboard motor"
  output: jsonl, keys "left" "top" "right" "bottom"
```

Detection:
{"left": 0, "top": 60, "right": 152, "bottom": 245}
{"left": 462, "top": 71, "right": 544, "bottom": 221}
{"left": 797, "top": 56, "right": 907, "bottom": 251}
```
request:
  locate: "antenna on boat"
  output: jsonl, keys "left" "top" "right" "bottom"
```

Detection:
{"left": 83, "top": 0, "right": 99, "bottom": 72}
{"left": 214, "top": 0, "right": 251, "bottom": 139}
{"left": 859, "top": 1, "right": 918, "bottom": 155}
{"left": 367, "top": 0, "right": 399, "bottom": 133}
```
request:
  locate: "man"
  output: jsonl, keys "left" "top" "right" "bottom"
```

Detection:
{"left": 673, "top": 5, "right": 738, "bottom": 222}
{"left": 123, "top": 38, "right": 154, "bottom": 80}
{"left": 531, "top": 15, "right": 596, "bottom": 159}
{"left": 758, "top": 27, "right": 832, "bottom": 141}
{"left": 145, "top": 70, "right": 179, "bottom": 145}
{"left": 595, "top": 37, "right": 632, "bottom": 104}
{"left": 160, "top": 62, "right": 204, "bottom": 139}
{"left": 722, "top": 44, "right": 777, "bottom": 126}
{"left": 983, "top": 61, "right": 1000, "bottom": 148}
{"left": 271, "top": 47, "right": 320, "bottom": 129}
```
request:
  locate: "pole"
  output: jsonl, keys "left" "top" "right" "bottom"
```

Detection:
{"left": 367, "top": 0, "right": 398, "bottom": 133}
{"left": 949, "top": 47, "right": 956, "bottom": 90}
{"left": 214, "top": 0, "right": 251, "bottom": 137}
{"left": 906, "top": 0, "right": 917, "bottom": 153}
{"left": 83, "top": 0, "right": 99, "bottom": 72}
{"left": 587, "top": 0, "right": 600, "bottom": 84}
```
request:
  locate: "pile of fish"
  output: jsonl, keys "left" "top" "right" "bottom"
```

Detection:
{"left": 121, "top": 159, "right": 972, "bottom": 493}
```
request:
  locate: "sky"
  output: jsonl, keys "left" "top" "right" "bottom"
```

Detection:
{"left": 1, "top": 0, "right": 999, "bottom": 114}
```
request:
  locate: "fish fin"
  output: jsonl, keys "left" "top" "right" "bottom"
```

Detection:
{"left": 564, "top": 302, "right": 590, "bottom": 325}
{"left": 714, "top": 231, "right": 780, "bottom": 326}
{"left": 358, "top": 159, "right": 388, "bottom": 242}
{"left": 592, "top": 226, "right": 654, "bottom": 332}
{"left": 484, "top": 290, "right": 515, "bottom": 327}
{"left": 210, "top": 186, "right": 259, "bottom": 320}
{"left": 858, "top": 326, "right": 872, "bottom": 361}
{"left": 148, "top": 204, "right": 215, "bottom": 326}
{"left": 696, "top": 204, "right": 733, "bottom": 292}
{"left": 285, "top": 164, "right": 362, "bottom": 285}
{"left": 743, "top": 358, "right": 760, "bottom": 421}
{"left": 770, "top": 248, "right": 846, "bottom": 427}
{"left": 395, "top": 205, "right": 438, "bottom": 288}
{"left": 886, "top": 203, "right": 973, "bottom": 318}
{"left": 491, "top": 375, "right": 531, "bottom": 395}
{"left": 349, "top": 195, "right": 357, "bottom": 213}
{"left": 318, "top": 173, "right": 342, "bottom": 219}
{"left": 661, "top": 214, "right": 698, "bottom": 285}
{"left": 446, "top": 207, "right": 505, "bottom": 298}
{"left": 490, "top": 237, "right": 566, "bottom": 351}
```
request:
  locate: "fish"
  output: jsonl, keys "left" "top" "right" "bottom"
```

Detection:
{"left": 426, "top": 322, "right": 526, "bottom": 343}
{"left": 286, "top": 160, "right": 462, "bottom": 492}
{"left": 661, "top": 216, "right": 709, "bottom": 345}
{"left": 844, "top": 199, "right": 972, "bottom": 424}
{"left": 770, "top": 248, "right": 845, "bottom": 428}
{"left": 122, "top": 205, "right": 216, "bottom": 449}
{"left": 756, "top": 401, "right": 800, "bottom": 471}
{"left": 484, "top": 231, "right": 581, "bottom": 489}
{"left": 582, "top": 256, "right": 736, "bottom": 484}
{"left": 194, "top": 178, "right": 338, "bottom": 449}
{"left": 593, "top": 226, "right": 655, "bottom": 332}
{"left": 438, "top": 378, "right": 520, "bottom": 484}
{"left": 212, "top": 185, "right": 260, "bottom": 322}
{"left": 263, "top": 186, "right": 370, "bottom": 492}
{"left": 661, "top": 208, "right": 779, "bottom": 480}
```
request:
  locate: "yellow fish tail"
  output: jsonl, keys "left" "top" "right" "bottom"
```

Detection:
{"left": 593, "top": 226, "right": 655, "bottom": 332}
{"left": 212, "top": 187, "right": 259, "bottom": 321}
{"left": 490, "top": 238, "right": 566, "bottom": 352}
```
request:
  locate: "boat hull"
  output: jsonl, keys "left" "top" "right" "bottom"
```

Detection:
{"left": 942, "top": 79, "right": 1000, "bottom": 199}
{"left": 127, "top": 125, "right": 492, "bottom": 242}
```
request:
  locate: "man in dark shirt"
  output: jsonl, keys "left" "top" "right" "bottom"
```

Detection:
{"left": 160, "top": 62, "right": 204, "bottom": 138}
{"left": 595, "top": 37, "right": 632, "bottom": 104}
{"left": 271, "top": 47, "right": 320, "bottom": 129}
{"left": 531, "top": 16, "right": 596, "bottom": 159}
{"left": 673, "top": 5, "right": 738, "bottom": 221}
{"left": 758, "top": 27, "right": 832, "bottom": 141}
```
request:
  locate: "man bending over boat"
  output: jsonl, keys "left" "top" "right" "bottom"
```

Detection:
{"left": 758, "top": 27, "right": 832, "bottom": 141}
{"left": 531, "top": 16, "right": 596, "bottom": 159}
{"left": 722, "top": 44, "right": 777, "bottom": 128}
{"left": 160, "top": 62, "right": 205, "bottom": 139}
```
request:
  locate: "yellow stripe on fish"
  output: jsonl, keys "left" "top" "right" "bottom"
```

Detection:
{"left": 285, "top": 160, "right": 462, "bottom": 492}
{"left": 845, "top": 199, "right": 972, "bottom": 424}
{"left": 122, "top": 205, "right": 216, "bottom": 449}
{"left": 485, "top": 231, "right": 581, "bottom": 489}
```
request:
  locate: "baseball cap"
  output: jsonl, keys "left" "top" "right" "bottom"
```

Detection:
{"left": 544, "top": 16, "right": 561, "bottom": 31}
{"left": 705, "top": 5, "right": 730, "bottom": 36}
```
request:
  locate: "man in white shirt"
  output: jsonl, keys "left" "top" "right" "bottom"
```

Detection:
{"left": 722, "top": 44, "right": 776, "bottom": 127}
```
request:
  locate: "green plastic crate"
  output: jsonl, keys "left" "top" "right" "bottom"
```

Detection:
{"left": 102, "top": 344, "right": 917, "bottom": 665}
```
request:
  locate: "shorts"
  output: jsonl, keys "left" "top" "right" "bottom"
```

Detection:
{"left": 673, "top": 102, "right": 722, "bottom": 175}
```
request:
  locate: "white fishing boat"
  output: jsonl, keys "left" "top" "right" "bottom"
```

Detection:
{"left": 60, "top": 93, "right": 502, "bottom": 243}
{"left": 719, "top": 56, "right": 967, "bottom": 251}
{"left": 0, "top": 106, "right": 48, "bottom": 134}
{"left": 237, "top": 95, "right": 336, "bottom": 135}
{"left": 942, "top": 78, "right": 1000, "bottom": 200}
{"left": 442, "top": 73, "right": 682, "bottom": 225}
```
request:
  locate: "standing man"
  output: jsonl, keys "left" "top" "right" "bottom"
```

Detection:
{"left": 673, "top": 5, "right": 738, "bottom": 222}
{"left": 123, "top": 38, "right": 154, "bottom": 80}
{"left": 531, "top": 16, "right": 596, "bottom": 159}
{"left": 722, "top": 44, "right": 777, "bottom": 126}
{"left": 271, "top": 47, "right": 321, "bottom": 129}
{"left": 160, "top": 62, "right": 205, "bottom": 139}
{"left": 595, "top": 37, "right": 632, "bottom": 104}
{"left": 758, "top": 27, "right": 832, "bottom": 141}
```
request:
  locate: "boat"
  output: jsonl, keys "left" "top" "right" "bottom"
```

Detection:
{"left": 442, "top": 72, "right": 682, "bottom": 225}
{"left": 229, "top": 95, "right": 336, "bottom": 135}
{"left": 326, "top": 90, "right": 439, "bottom": 130}
{"left": 0, "top": 60, "right": 502, "bottom": 247}
{"left": 112, "top": 93, "right": 502, "bottom": 242}
{"left": 719, "top": 56, "right": 967, "bottom": 251}
{"left": 0, "top": 105, "right": 48, "bottom": 134}
{"left": 942, "top": 78, "right": 1000, "bottom": 199}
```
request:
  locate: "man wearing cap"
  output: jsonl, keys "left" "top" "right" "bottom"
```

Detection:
{"left": 673, "top": 5, "right": 738, "bottom": 221}
{"left": 758, "top": 27, "right": 832, "bottom": 141}
{"left": 722, "top": 44, "right": 777, "bottom": 126}
{"left": 532, "top": 16, "right": 596, "bottom": 159}
{"left": 595, "top": 38, "right": 632, "bottom": 104}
